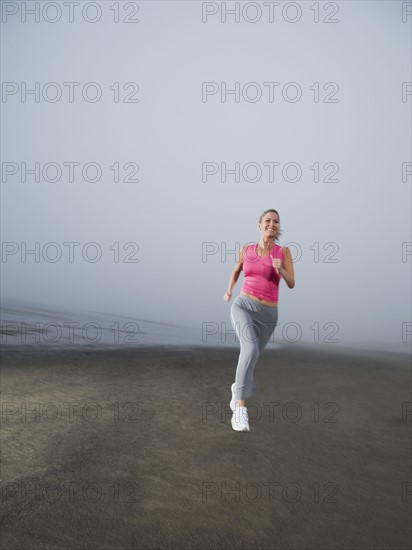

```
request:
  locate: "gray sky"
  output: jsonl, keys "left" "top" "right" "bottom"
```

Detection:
{"left": 1, "top": 1, "right": 411, "bottom": 353}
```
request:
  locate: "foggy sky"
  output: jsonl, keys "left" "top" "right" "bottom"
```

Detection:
{"left": 1, "top": 1, "right": 411, "bottom": 353}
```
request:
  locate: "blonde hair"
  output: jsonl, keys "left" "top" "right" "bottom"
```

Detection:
{"left": 258, "top": 209, "right": 283, "bottom": 241}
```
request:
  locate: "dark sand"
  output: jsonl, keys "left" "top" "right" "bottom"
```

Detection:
{"left": 0, "top": 344, "right": 411, "bottom": 549}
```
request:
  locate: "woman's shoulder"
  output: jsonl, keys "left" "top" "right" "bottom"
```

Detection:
{"left": 273, "top": 242, "right": 287, "bottom": 257}
{"left": 279, "top": 244, "right": 293, "bottom": 261}
{"left": 239, "top": 243, "right": 255, "bottom": 261}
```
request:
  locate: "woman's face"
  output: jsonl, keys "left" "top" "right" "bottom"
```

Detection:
{"left": 259, "top": 212, "right": 280, "bottom": 239}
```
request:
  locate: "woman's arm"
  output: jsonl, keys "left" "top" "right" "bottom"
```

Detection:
{"left": 279, "top": 246, "right": 295, "bottom": 289}
{"left": 223, "top": 245, "right": 246, "bottom": 301}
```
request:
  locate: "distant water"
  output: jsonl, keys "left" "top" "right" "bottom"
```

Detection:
{"left": 0, "top": 297, "right": 284, "bottom": 352}
{"left": 1, "top": 298, "right": 409, "bottom": 359}
{"left": 0, "top": 299, "right": 209, "bottom": 351}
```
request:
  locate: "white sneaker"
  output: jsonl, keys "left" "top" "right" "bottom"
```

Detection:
{"left": 231, "top": 405, "right": 250, "bottom": 432}
{"left": 230, "top": 383, "right": 236, "bottom": 411}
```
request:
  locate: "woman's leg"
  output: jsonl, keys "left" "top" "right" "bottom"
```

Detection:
{"left": 242, "top": 304, "right": 278, "bottom": 399}
{"left": 257, "top": 305, "right": 278, "bottom": 354}
{"left": 230, "top": 296, "right": 278, "bottom": 401}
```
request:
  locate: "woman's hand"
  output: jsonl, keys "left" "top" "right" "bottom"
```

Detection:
{"left": 274, "top": 246, "right": 295, "bottom": 288}
{"left": 223, "top": 290, "right": 232, "bottom": 302}
{"left": 271, "top": 258, "right": 283, "bottom": 276}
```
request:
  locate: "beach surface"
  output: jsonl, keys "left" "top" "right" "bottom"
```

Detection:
{"left": 1, "top": 344, "right": 411, "bottom": 549}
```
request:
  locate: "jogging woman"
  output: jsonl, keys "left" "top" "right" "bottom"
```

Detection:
{"left": 223, "top": 209, "right": 295, "bottom": 432}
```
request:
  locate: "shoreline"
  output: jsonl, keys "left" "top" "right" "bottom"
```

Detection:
{"left": 1, "top": 339, "right": 410, "bottom": 363}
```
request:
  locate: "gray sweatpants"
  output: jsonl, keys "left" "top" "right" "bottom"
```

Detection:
{"left": 230, "top": 293, "right": 278, "bottom": 400}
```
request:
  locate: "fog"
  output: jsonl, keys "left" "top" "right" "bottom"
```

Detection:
{"left": 1, "top": 1, "right": 411, "bottom": 353}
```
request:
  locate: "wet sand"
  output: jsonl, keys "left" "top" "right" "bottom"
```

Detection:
{"left": 1, "top": 344, "right": 411, "bottom": 549}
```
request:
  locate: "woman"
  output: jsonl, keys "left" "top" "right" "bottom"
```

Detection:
{"left": 223, "top": 209, "right": 295, "bottom": 432}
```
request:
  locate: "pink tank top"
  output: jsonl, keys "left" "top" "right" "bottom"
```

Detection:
{"left": 240, "top": 243, "right": 284, "bottom": 302}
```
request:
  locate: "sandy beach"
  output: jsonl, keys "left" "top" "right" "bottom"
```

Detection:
{"left": 1, "top": 344, "right": 411, "bottom": 549}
